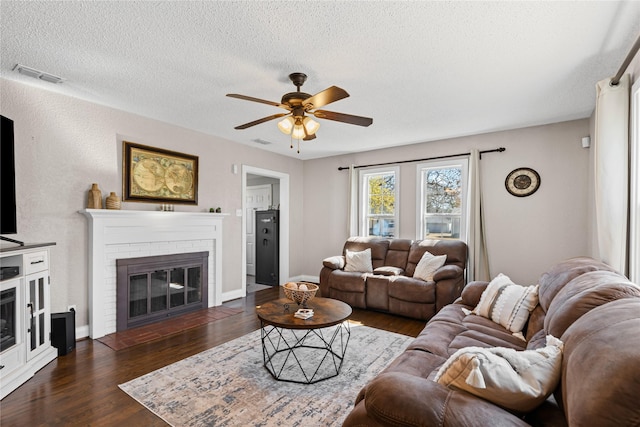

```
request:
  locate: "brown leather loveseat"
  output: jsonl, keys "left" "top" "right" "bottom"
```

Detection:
{"left": 342, "top": 257, "right": 640, "bottom": 426}
{"left": 319, "top": 237, "right": 467, "bottom": 321}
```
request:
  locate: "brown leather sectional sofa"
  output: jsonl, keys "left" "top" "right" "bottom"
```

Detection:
{"left": 342, "top": 257, "right": 640, "bottom": 426}
{"left": 319, "top": 237, "right": 468, "bottom": 321}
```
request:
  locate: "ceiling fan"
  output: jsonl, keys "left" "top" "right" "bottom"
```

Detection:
{"left": 227, "top": 72, "right": 373, "bottom": 150}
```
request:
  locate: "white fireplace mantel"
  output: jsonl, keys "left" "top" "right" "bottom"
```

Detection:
{"left": 80, "top": 209, "right": 226, "bottom": 339}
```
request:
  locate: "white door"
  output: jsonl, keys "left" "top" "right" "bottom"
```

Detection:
{"left": 246, "top": 185, "right": 272, "bottom": 276}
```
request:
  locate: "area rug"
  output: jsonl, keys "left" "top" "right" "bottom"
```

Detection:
{"left": 98, "top": 306, "right": 243, "bottom": 351}
{"left": 119, "top": 324, "right": 413, "bottom": 426}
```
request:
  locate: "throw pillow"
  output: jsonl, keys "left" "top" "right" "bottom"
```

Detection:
{"left": 413, "top": 251, "right": 447, "bottom": 281}
{"left": 344, "top": 248, "right": 373, "bottom": 273}
{"left": 434, "top": 335, "right": 563, "bottom": 412}
{"left": 472, "top": 273, "right": 539, "bottom": 333}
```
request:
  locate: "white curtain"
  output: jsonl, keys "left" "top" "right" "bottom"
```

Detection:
{"left": 467, "top": 149, "right": 490, "bottom": 282}
{"left": 630, "top": 78, "right": 640, "bottom": 283}
{"left": 347, "top": 164, "right": 358, "bottom": 237}
{"left": 594, "top": 74, "right": 630, "bottom": 275}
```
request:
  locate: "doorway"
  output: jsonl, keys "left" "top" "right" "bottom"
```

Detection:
{"left": 242, "top": 166, "right": 290, "bottom": 295}
{"left": 245, "top": 183, "right": 272, "bottom": 277}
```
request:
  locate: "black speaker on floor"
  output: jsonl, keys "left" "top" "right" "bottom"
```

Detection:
{"left": 51, "top": 310, "right": 76, "bottom": 356}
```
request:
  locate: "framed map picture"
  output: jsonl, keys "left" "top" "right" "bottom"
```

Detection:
{"left": 123, "top": 141, "right": 198, "bottom": 205}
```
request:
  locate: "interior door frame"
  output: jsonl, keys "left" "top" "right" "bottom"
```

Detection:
{"left": 241, "top": 165, "right": 290, "bottom": 294}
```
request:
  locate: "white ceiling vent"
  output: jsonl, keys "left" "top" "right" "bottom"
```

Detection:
{"left": 13, "top": 64, "right": 64, "bottom": 84}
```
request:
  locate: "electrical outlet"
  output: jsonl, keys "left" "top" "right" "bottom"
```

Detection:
{"left": 68, "top": 305, "right": 77, "bottom": 313}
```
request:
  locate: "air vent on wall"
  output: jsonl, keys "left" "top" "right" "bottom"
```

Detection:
{"left": 13, "top": 64, "right": 64, "bottom": 84}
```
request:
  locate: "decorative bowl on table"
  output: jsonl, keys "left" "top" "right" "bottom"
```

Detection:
{"left": 283, "top": 282, "right": 318, "bottom": 307}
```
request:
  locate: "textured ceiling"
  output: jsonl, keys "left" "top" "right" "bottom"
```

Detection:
{"left": 1, "top": 1, "right": 639, "bottom": 160}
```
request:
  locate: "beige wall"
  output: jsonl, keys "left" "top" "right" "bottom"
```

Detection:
{"left": 303, "top": 119, "right": 591, "bottom": 285}
{"left": 2, "top": 77, "right": 592, "bottom": 332}
{"left": 0, "top": 78, "right": 305, "bottom": 330}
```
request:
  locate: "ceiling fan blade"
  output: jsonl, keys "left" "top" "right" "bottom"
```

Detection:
{"left": 226, "top": 94, "right": 291, "bottom": 110}
{"left": 313, "top": 110, "right": 373, "bottom": 127}
{"left": 234, "top": 113, "right": 289, "bottom": 130}
{"left": 303, "top": 133, "right": 317, "bottom": 141}
{"left": 302, "top": 86, "right": 349, "bottom": 110}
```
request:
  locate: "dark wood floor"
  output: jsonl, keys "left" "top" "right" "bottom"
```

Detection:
{"left": 0, "top": 287, "right": 426, "bottom": 426}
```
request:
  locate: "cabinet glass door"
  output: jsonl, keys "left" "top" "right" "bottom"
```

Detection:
{"left": 26, "top": 271, "right": 50, "bottom": 361}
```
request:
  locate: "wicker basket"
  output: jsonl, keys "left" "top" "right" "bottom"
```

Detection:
{"left": 283, "top": 282, "right": 318, "bottom": 306}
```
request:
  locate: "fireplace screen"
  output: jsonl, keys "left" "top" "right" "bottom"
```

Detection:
{"left": 117, "top": 252, "right": 208, "bottom": 331}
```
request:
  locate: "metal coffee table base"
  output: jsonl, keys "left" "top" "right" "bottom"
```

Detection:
{"left": 260, "top": 321, "right": 351, "bottom": 384}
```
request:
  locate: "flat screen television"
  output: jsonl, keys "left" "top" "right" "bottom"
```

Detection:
{"left": 1, "top": 115, "right": 19, "bottom": 240}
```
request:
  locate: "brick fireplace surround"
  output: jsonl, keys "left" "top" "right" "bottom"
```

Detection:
{"left": 81, "top": 209, "right": 225, "bottom": 339}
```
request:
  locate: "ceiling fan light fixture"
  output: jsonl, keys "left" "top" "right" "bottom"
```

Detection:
{"left": 303, "top": 116, "right": 320, "bottom": 135}
{"left": 277, "top": 116, "right": 295, "bottom": 134}
{"left": 291, "top": 120, "right": 306, "bottom": 140}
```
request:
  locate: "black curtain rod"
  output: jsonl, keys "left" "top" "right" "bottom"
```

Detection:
{"left": 337, "top": 147, "right": 505, "bottom": 171}
{"left": 611, "top": 33, "right": 640, "bottom": 86}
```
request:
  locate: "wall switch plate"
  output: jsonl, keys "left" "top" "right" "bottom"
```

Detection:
{"left": 236, "top": 209, "right": 243, "bottom": 217}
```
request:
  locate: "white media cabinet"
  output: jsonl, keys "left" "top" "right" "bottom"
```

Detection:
{"left": 0, "top": 243, "right": 57, "bottom": 399}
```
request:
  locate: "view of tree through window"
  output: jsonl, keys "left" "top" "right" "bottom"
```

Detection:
{"left": 362, "top": 170, "right": 397, "bottom": 237}
{"left": 421, "top": 165, "right": 463, "bottom": 239}
{"left": 425, "top": 168, "right": 461, "bottom": 213}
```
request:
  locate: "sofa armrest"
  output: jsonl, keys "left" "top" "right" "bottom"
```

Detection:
{"left": 322, "top": 255, "right": 345, "bottom": 270}
{"left": 360, "top": 372, "right": 529, "bottom": 427}
{"left": 432, "top": 264, "right": 462, "bottom": 281}
{"left": 459, "top": 280, "right": 490, "bottom": 307}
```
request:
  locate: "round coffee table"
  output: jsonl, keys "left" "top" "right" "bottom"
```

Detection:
{"left": 256, "top": 297, "right": 352, "bottom": 384}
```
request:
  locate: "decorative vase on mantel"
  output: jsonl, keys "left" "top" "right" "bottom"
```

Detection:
{"left": 87, "top": 183, "right": 102, "bottom": 209}
{"left": 106, "top": 192, "right": 121, "bottom": 210}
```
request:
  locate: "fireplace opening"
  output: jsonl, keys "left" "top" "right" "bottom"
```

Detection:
{"left": 0, "top": 288, "right": 17, "bottom": 352}
{"left": 117, "top": 252, "right": 209, "bottom": 331}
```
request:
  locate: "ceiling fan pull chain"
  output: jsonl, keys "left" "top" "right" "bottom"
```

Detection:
{"left": 297, "top": 139, "right": 300, "bottom": 154}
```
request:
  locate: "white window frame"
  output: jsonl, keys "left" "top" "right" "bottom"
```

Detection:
{"left": 359, "top": 166, "right": 400, "bottom": 238}
{"left": 416, "top": 158, "right": 469, "bottom": 241}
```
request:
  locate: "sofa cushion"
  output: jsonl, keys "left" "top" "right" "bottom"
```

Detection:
{"left": 409, "top": 304, "right": 527, "bottom": 359}
{"left": 366, "top": 275, "right": 390, "bottom": 310}
{"left": 544, "top": 270, "right": 640, "bottom": 339}
{"left": 383, "top": 238, "right": 412, "bottom": 269}
{"left": 344, "top": 248, "right": 373, "bottom": 272}
{"left": 557, "top": 298, "right": 640, "bottom": 426}
{"left": 388, "top": 276, "right": 436, "bottom": 303}
{"left": 327, "top": 270, "right": 367, "bottom": 293}
{"left": 434, "top": 335, "right": 563, "bottom": 413}
{"left": 537, "top": 256, "right": 616, "bottom": 312}
{"left": 406, "top": 239, "right": 467, "bottom": 276}
{"left": 413, "top": 251, "right": 447, "bottom": 281}
{"left": 472, "top": 274, "right": 539, "bottom": 333}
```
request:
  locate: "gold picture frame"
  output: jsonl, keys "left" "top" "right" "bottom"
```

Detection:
{"left": 123, "top": 141, "right": 198, "bottom": 205}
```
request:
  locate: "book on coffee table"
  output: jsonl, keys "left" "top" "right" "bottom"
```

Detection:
{"left": 294, "top": 309, "right": 314, "bottom": 319}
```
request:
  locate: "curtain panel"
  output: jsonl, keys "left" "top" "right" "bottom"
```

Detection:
{"left": 594, "top": 74, "right": 630, "bottom": 275}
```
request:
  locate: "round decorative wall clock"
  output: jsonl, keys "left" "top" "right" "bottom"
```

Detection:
{"left": 505, "top": 167, "right": 541, "bottom": 197}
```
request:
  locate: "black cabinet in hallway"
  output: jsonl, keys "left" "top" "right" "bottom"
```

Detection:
{"left": 255, "top": 210, "right": 279, "bottom": 286}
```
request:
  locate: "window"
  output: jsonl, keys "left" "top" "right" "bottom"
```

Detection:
{"left": 360, "top": 167, "right": 399, "bottom": 237}
{"left": 417, "top": 159, "right": 468, "bottom": 241}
